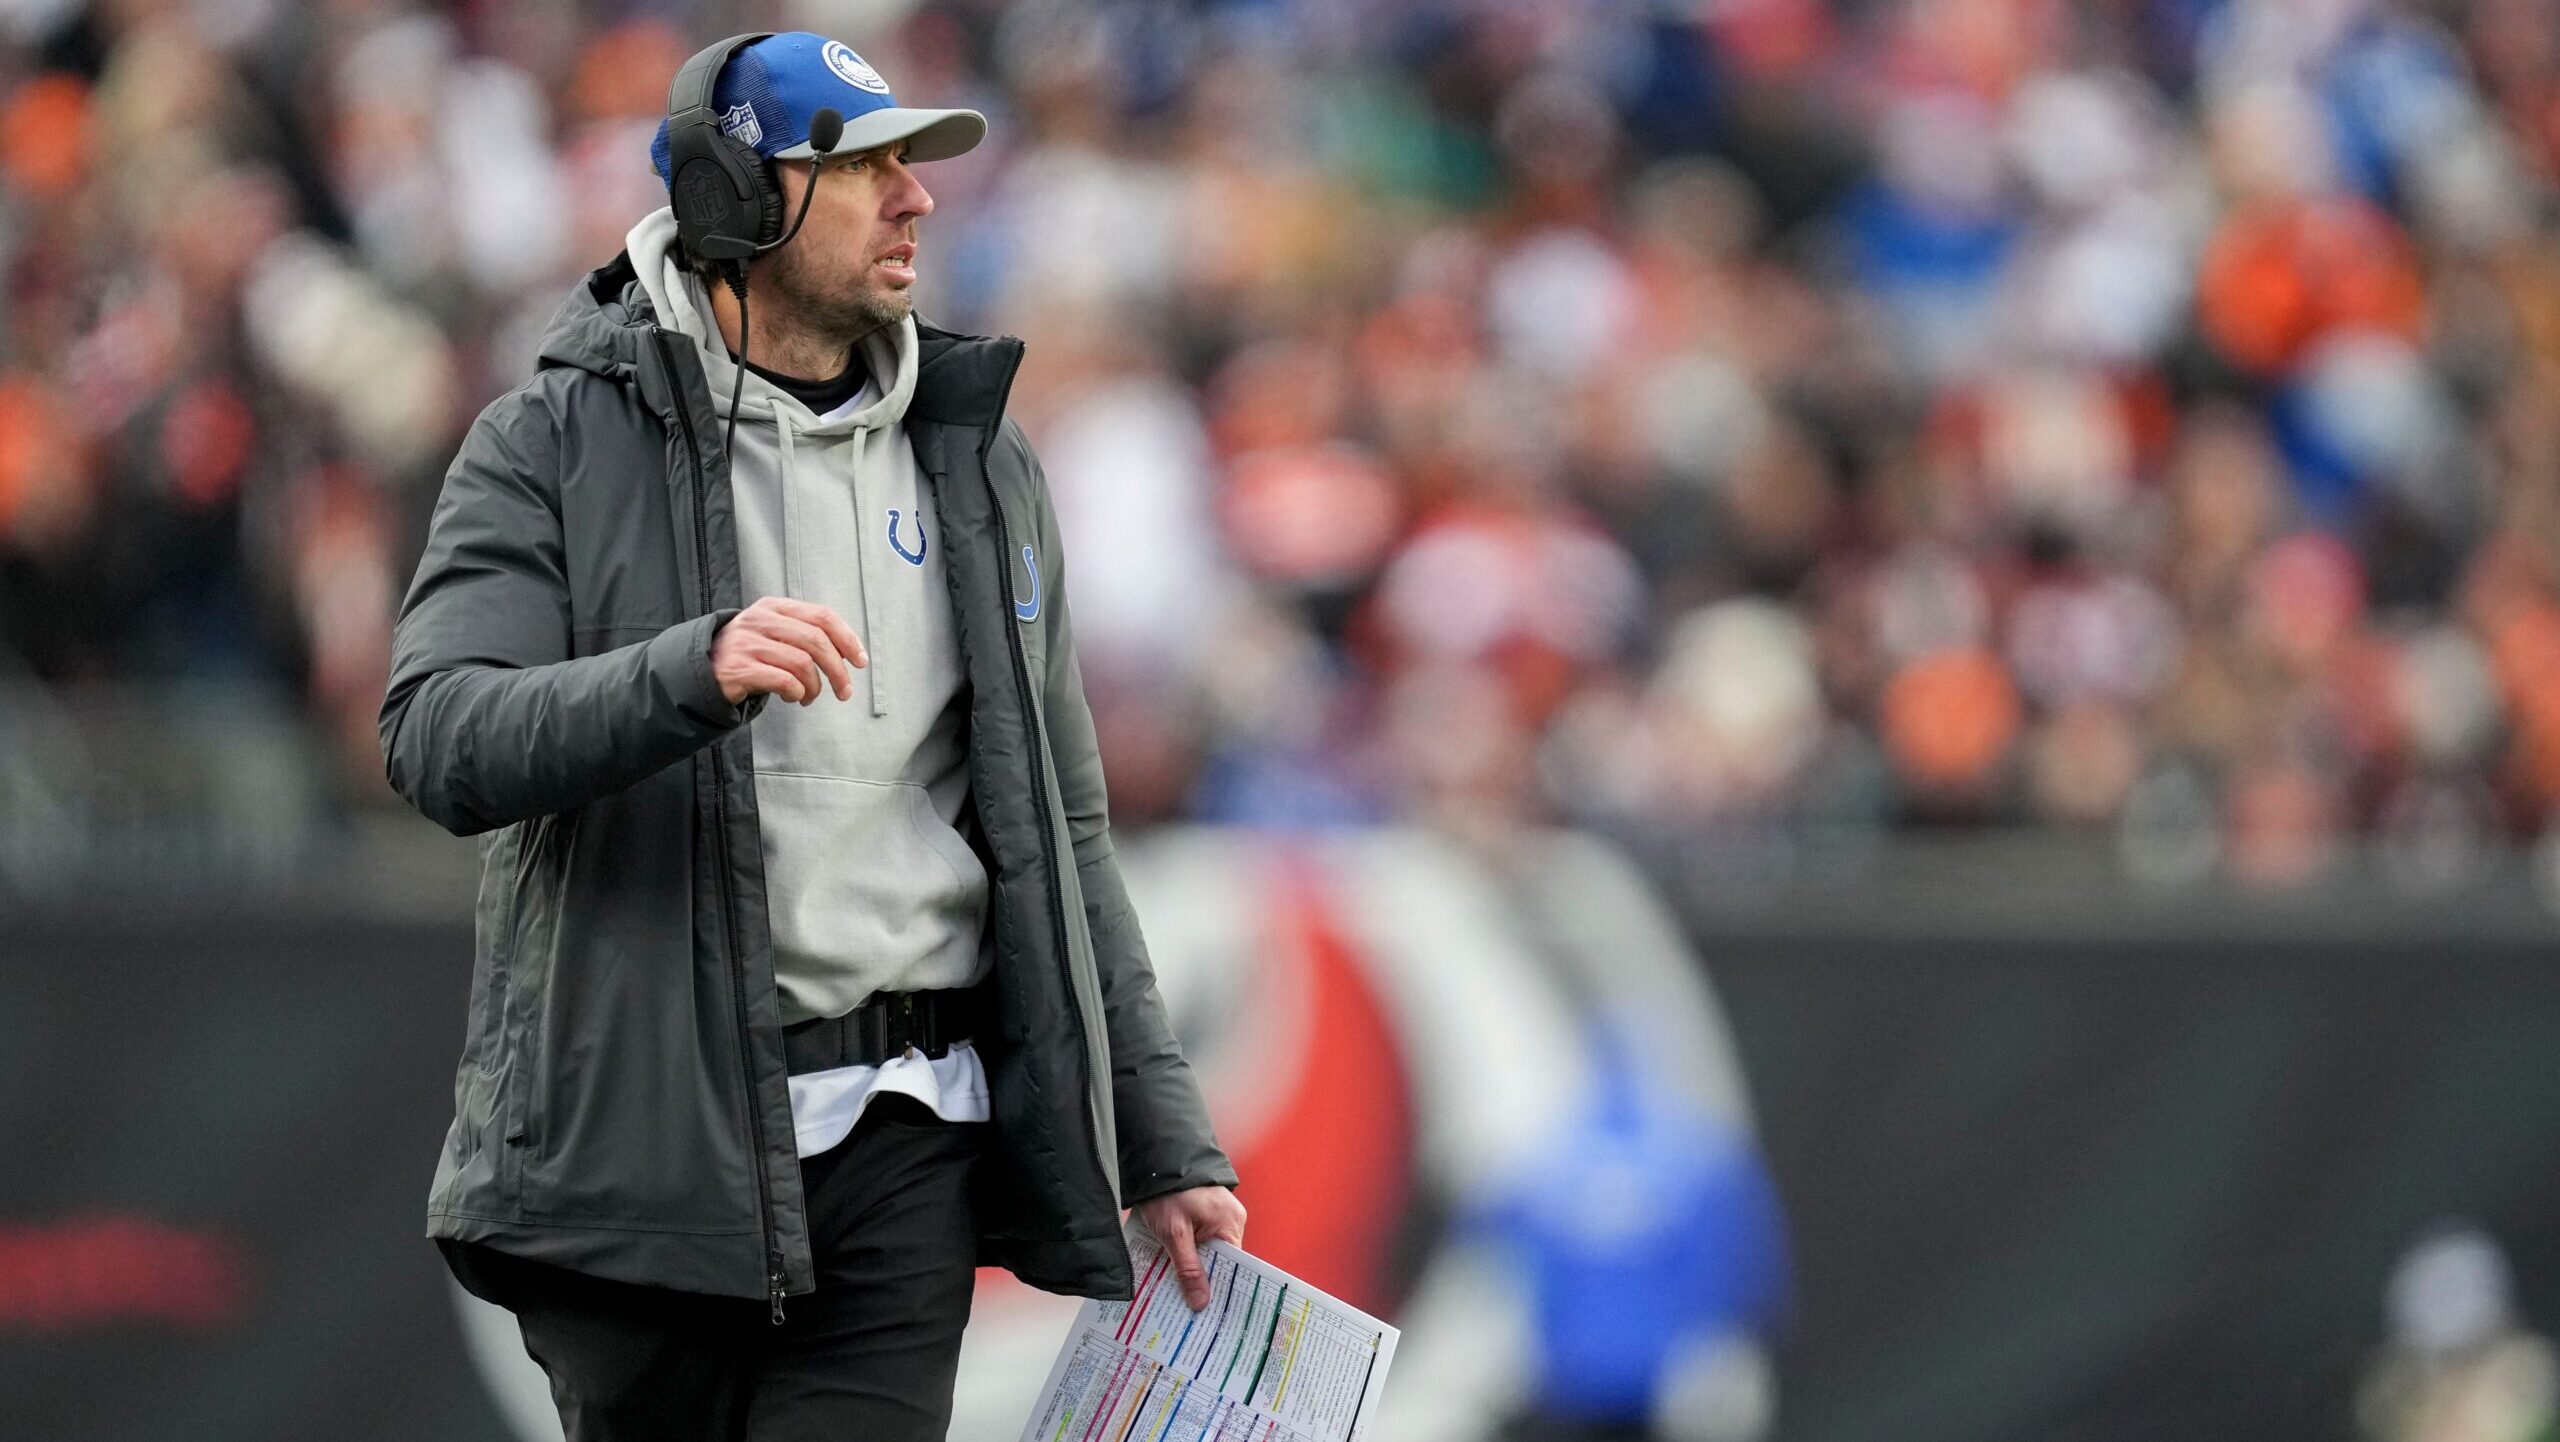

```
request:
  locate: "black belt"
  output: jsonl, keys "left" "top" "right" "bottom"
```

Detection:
{"left": 783, "top": 988, "right": 982, "bottom": 1076}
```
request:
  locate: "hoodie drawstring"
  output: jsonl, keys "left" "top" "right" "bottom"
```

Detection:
{"left": 776, "top": 408, "right": 889, "bottom": 717}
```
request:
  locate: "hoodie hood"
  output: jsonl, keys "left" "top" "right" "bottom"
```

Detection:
{"left": 620, "top": 206, "right": 920, "bottom": 438}
{"left": 533, "top": 252, "right": 651, "bottom": 382}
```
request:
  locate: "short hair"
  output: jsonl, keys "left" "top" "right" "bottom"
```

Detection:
{"left": 674, "top": 238, "right": 730, "bottom": 284}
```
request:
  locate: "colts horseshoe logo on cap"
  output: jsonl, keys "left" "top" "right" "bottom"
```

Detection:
{"left": 822, "top": 41, "right": 891, "bottom": 94}
{"left": 1014, "top": 545, "right": 1040, "bottom": 621}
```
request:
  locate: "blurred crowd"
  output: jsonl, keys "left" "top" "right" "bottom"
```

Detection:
{"left": 11, "top": 0, "right": 2560, "bottom": 886}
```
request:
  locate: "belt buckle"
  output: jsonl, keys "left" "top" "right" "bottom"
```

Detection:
{"left": 898, "top": 991, "right": 920, "bottom": 1060}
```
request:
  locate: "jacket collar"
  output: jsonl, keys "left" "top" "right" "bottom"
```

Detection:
{"left": 539, "top": 250, "right": 1022, "bottom": 429}
{"left": 909, "top": 319, "right": 1025, "bottom": 429}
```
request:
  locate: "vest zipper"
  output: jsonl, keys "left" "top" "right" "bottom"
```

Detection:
{"left": 652, "top": 325, "right": 787, "bottom": 1325}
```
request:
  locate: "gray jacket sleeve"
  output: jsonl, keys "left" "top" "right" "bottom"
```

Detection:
{"left": 1013, "top": 423, "right": 1239, "bottom": 1205}
{"left": 381, "top": 384, "right": 753, "bottom": 838}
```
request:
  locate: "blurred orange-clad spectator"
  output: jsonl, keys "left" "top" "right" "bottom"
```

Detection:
{"left": 1882, "top": 645, "right": 2021, "bottom": 802}
{"left": 2, "top": 72, "right": 89, "bottom": 199}
{"left": 2197, "top": 199, "right": 2427, "bottom": 377}
{"left": 0, "top": 375, "right": 90, "bottom": 554}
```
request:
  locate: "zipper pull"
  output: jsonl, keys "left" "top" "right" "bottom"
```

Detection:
{"left": 770, "top": 1270, "right": 788, "bottom": 1326}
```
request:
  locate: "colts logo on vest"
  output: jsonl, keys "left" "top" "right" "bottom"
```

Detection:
{"left": 1015, "top": 546, "right": 1041, "bottom": 622}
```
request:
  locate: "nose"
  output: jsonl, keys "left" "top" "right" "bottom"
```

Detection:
{"left": 885, "top": 155, "right": 933, "bottom": 222}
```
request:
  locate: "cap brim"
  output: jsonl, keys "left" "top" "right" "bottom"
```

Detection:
{"left": 773, "top": 107, "right": 987, "bottom": 164}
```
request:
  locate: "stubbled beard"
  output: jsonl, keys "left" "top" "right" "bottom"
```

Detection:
{"left": 768, "top": 241, "right": 907, "bottom": 344}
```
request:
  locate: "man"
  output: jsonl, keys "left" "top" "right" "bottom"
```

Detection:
{"left": 379, "top": 31, "right": 1243, "bottom": 1442}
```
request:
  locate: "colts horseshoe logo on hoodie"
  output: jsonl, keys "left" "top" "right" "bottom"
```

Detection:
{"left": 886, "top": 508, "right": 927, "bottom": 565}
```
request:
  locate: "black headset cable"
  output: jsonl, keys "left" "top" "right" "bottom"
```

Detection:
{"left": 720, "top": 108, "right": 843, "bottom": 463}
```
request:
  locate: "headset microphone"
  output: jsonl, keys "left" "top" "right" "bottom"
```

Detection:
{"left": 760, "top": 107, "right": 843, "bottom": 258}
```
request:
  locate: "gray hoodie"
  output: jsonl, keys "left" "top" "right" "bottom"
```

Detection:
{"left": 629, "top": 207, "right": 986, "bottom": 1026}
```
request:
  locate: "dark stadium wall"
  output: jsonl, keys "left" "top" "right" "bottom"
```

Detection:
{"left": 3, "top": 903, "right": 2556, "bottom": 1441}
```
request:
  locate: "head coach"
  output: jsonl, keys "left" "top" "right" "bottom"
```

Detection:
{"left": 377, "top": 31, "right": 1243, "bottom": 1441}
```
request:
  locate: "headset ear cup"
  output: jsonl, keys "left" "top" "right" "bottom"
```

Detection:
{"left": 710, "top": 133, "right": 784, "bottom": 249}
{"left": 670, "top": 130, "right": 782, "bottom": 264}
{"left": 752, "top": 154, "right": 786, "bottom": 247}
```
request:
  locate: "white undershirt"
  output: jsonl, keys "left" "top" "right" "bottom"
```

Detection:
{"left": 788, "top": 1040, "right": 992, "bottom": 1156}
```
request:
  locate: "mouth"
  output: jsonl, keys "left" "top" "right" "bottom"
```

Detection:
{"left": 876, "top": 242, "right": 917, "bottom": 285}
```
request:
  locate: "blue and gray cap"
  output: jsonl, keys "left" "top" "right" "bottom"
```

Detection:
{"left": 649, "top": 32, "right": 986, "bottom": 182}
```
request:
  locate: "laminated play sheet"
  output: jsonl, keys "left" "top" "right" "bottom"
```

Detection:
{"left": 1017, "top": 1221, "right": 1399, "bottom": 1442}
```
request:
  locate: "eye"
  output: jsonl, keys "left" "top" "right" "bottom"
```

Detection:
{"left": 834, "top": 146, "right": 905, "bottom": 175}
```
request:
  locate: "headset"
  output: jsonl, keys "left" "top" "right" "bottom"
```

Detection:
{"left": 662, "top": 33, "right": 845, "bottom": 452}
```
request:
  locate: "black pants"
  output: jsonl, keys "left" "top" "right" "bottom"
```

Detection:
{"left": 442, "top": 1095, "right": 985, "bottom": 1442}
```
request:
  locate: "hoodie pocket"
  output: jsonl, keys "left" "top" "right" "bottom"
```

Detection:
{"left": 752, "top": 773, "right": 991, "bottom": 1008}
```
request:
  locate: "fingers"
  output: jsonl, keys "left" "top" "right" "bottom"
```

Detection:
{"left": 727, "top": 598, "right": 868, "bottom": 705}
{"left": 743, "top": 639, "right": 825, "bottom": 705}
{"left": 1163, "top": 1216, "right": 1210, "bottom": 1310}
{"left": 760, "top": 615, "right": 853, "bottom": 701}
{"left": 738, "top": 660, "right": 808, "bottom": 704}
{"left": 766, "top": 597, "right": 868, "bottom": 670}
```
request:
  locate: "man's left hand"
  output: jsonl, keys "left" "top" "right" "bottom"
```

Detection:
{"left": 1133, "top": 1185, "right": 1247, "bottom": 1311}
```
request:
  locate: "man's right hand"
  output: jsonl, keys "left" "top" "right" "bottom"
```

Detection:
{"left": 711, "top": 597, "right": 867, "bottom": 706}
